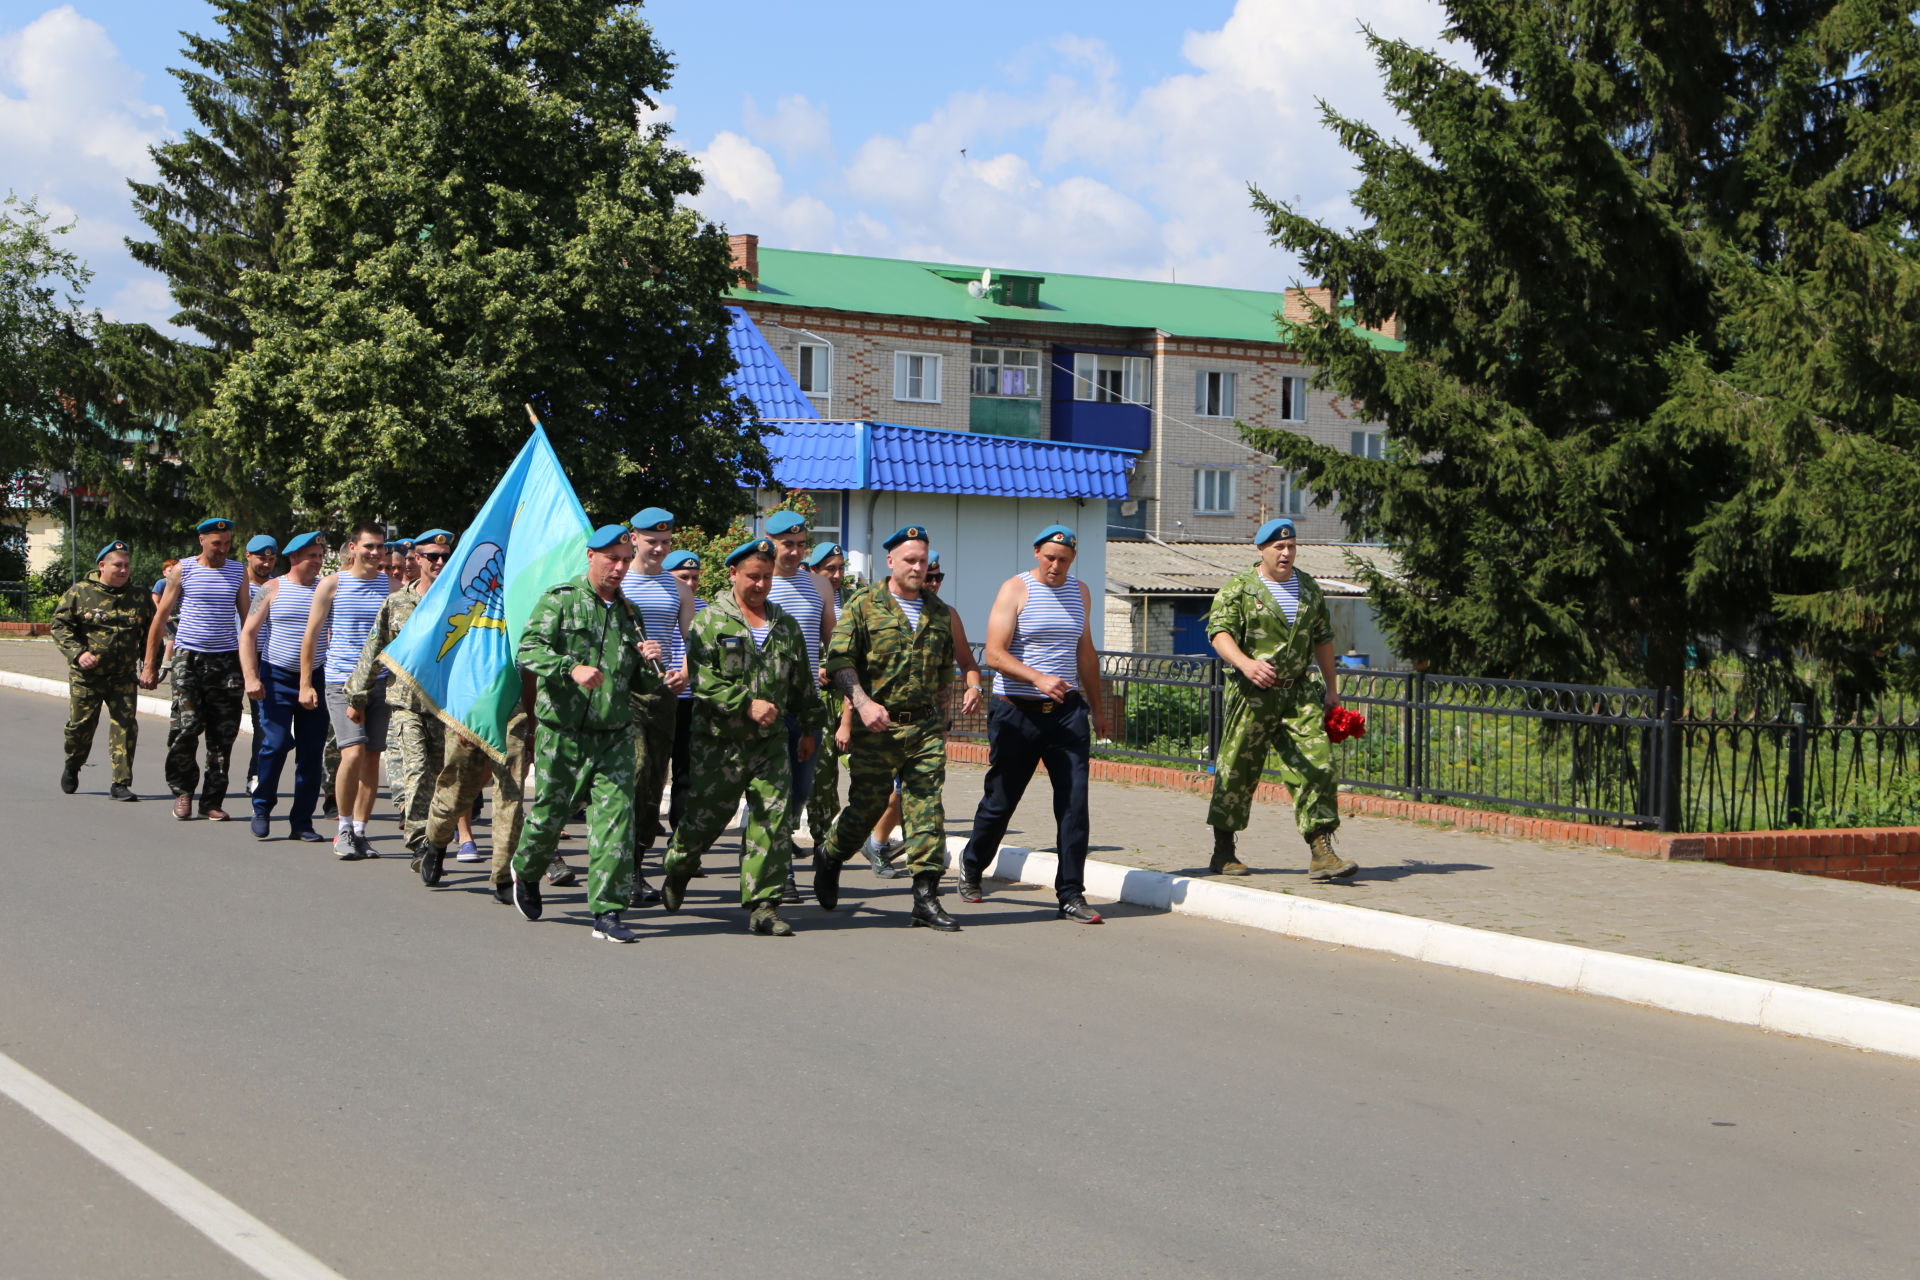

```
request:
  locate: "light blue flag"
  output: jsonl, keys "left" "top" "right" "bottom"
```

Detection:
{"left": 380, "top": 426, "right": 590, "bottom": 760}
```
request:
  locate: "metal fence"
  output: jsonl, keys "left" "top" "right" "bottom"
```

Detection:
{"left": 947, "top": 646, "right": 1920, "bottom": 833}
{"left": 0, "top": 580, "right": 30, "bottom": 617}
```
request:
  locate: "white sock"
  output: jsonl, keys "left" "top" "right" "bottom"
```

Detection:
{"left": 338, "top": 817, "right": 352, "bottom": 834}
{"left": 351, "top": 819, "right": 366, "bottom": 836}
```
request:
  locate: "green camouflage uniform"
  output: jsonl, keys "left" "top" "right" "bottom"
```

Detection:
{"left": 1204, "top": 567, "right": 1338, "bottom": 840}
{"left": 348, "top": 582, "right": 437, "bottom": 849}
{"left": 629, "top": 684, "right": 675, "bottom": 852}
{"left": 511, "top": 576, "right": 657, "bottom": 914}
{"left": 663, "top": 593, "right": 825, "bottom": 907}
{"left": 821, "top": 584, "right": 955, "bottom": 876}
{"left": 805, "top": 685, "right": 845, "bottom": 848}
{"left": 51, "top": 572, "right": 157, "bottom": 787}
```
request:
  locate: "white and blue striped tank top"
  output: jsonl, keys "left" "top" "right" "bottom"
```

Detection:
{"left": 747, "top": 622, "right": 772, "bottom": 650}
{"left": 265, "top": 579, "right": 322, "bottom": 672}
{"left": 1262, "top": 574, "right": 1302, "bottom": 623}
{"left": 620, "top": 570, "right": 683, "bottom": 674}
{"left": 174, "top": 557, "right": 245, "bottom": 654}
{"left": 994, "top": 572, "right": 1086, "bottom": 699}
{"left": 767, "top": 570, "right": 823, "bottom": 673}
{"left": 322, "top": 572, "right": 390, "bottom": 683}
{"left": 896, "top": 594, "right": 924, "bottom": 632}
{"left": 249, "top": 580, "right": 270, "bottom": 658}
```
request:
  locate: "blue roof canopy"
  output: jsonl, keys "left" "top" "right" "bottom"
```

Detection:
{"left": 765, "top": 419, "right": 1135, "bottom": 501}
{"left": 723, "top": 307, "right": 819, "bottom": 420}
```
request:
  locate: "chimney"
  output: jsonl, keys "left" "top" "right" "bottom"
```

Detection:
{"left": 1282, "top": 286, "right": 1336, "bottom": 324}
{"left": 1375, "top": 314, "right": 1403, "bottom": 340}
{"left": 728, "top": 233, "right": 759, "bottom": 289}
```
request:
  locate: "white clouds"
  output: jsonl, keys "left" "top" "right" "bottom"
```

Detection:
{"left": 0, "top": 6, "right": 171, "bottom": 321}
{"left": 690, "top": 0, "right": 1452, "bottom": 288}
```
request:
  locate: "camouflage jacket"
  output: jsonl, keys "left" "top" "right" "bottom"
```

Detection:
{"left": 825, "top": 583, "right": 955, "bottom": 714}
{"left": 687, "top": 590, "right": 825, "bottom": 740}
{"left": 1207, "top": 567, "right": 1334, "bottom": 700}
{"left": 517, "top": 576, "right": 660, "bottom": 731}
{"left": 347, "top": 582, "right": 423, "bottom": 711}
{"left": 51, "top": 573, "right": 156, "bottom": 678}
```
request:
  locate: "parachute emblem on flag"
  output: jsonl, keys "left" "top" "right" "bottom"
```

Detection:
{"left": 438, "top": 540, "right": 508, "bottom": 660}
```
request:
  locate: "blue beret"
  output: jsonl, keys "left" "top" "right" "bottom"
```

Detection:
{"left": 763, "top": 511, "right": 807, "bottom": 536}
{"left": 245, "top": 534, "right": 279, "bottom": 554}
{"left": 804, "top": 542, "right": 843, "bottom": 568}
{"left": 283, "top": 531, "right": 323, "bottom": 556}
{"left": 95, "top": 539, "right": 130, "bottom": 563}
{"left": 1254, "top": 518, "right": 1298, "bottom": 547}
{"left": 628, "top": 506, "right": 674, "bottom": 533}
{"left": 391, "top": 538, "right": 414, "bottom": 552}
{"left": 662, "top": 550, "right": 700, "bottom": 571}
{"left": 195, "top": 517, "right": 233, "bottom": 534}
{"left": 927, "top": 548, "right": 941, "bottom": 569}
{"left": 1033, "top": 524, "right": 1077, "bottom": 549}
{"left": 586, "top": 524, "right": 632, "bottom": 551}
{"left": 412, "top": 529, "right": 454, "bottom": 548}
{"left": 726, "top": 538, "right": 777, "bottom": 566}
{"left": 883, "top": 525, "right": 929, "bottom": 550}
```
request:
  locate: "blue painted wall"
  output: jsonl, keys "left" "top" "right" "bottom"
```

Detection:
{"left": 1049, "top": 346, "right": 1152, "bottom": 452}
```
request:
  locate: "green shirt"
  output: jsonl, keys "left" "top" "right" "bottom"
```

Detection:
{"left": 824, "top": 583, "right": 955, "bottom": 714}
{"left": 1207, "top": 567, "right": 1333, "bottom": 697}
{"left": 51, "top": 573, "right": 156, "bottom": 678}
{"left": 686, "top": 591, "right": 824, "bottom": 739}
{"left": 517, "top": 575, "right": 658, "bottom": 731}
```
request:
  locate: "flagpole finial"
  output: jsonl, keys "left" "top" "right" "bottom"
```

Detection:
{"left": 524, "top": 402, "right": 541, "bottom": 429}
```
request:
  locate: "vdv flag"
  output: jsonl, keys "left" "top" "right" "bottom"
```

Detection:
{"left": 380, "top": 425, "right": 589, "bottom": 760}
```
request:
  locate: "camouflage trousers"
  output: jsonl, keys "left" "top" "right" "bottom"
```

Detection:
{"left": 427, "top": 725, "right": 530, "bottom": 886}
{"left": 1205, "top": 687, "right": 1339, "bottom": 841}
{"left": 662, "top": 724, "right": 791, "bottom": 908}
{"left": 66, "top": 669, "right": 139, "bottom": 787}
{"left": 513, "top": 722, "right": 636, "bottom": 915}
{"left": 165, "top": 649, "right": 245, "bottom": 808}
{"left": 387, "top": 708, "right": 445, "bottom": 851}
{"left": 824, "top": 719, "right": 947, "bottom": 876}
{"left": 629, "top": 689, "right": 677, "bottom": 852}
{"left": 805, "top": 690, "right": 845, "bottom": 848}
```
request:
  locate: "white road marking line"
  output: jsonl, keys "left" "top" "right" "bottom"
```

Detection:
{"left": 0, "top": 1049, "right": 347, "bottom": 1280}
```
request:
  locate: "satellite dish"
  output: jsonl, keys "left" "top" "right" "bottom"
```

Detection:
{"left": 967, "top": 267, "right": 994, "bottom": 300}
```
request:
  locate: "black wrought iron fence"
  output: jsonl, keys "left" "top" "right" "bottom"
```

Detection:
{"left": 946, "top": 646, "right": 1920, "bottom": 832}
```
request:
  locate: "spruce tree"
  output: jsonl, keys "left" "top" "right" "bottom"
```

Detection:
{"left": 204, "top": 0, "right": 766, "bottom": 531}
{"left": 1244, "top": 1, "right": 1855, "bottom": 695}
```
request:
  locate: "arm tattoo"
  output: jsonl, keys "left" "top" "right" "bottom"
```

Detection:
{"left": 832, "top": 666, "right": 867, "bottom": 705}
{"left": 249, "top": 588, "right": 271, "bottom": 618}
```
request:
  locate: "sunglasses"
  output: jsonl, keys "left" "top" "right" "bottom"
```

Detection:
{"left": 926, "top": 572, "right": 945, "bottom": 582}
{"left": 416, "top": 551, "right": 450, "bottom": 564}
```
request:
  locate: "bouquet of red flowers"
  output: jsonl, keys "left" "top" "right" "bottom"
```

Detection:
{"left": 1324, "top": 706, "right": 1367, "bottom": 743}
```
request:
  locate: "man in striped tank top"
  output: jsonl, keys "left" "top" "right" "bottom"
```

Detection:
{"left": 300, "top": 523, "right": 392, "bottom": 860}
{"left": 242, "top": 534, "right": 279, "bottom": 797}
{"left": 142, "top": 517, "right": 252, "bottom": 821}
{"left": 662, "top": 549, "right": 706, "bottom": 836}
{"left": 1205, "top": 518, "right": 1356, "bottom": 882}
{"left": 620, "top": 507, "right": 694, "bottom": 899}
{"left": 763, "top": 510, "right": 834, "bottom": 902}
{"left": 240, "top": 532, "right": 330, "bottom": 842}
{"left": 957, "top": 524, "right": 1111, "bottom": 923}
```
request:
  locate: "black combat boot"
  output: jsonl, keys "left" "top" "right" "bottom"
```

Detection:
{"left": 1209, "top": 826, "right": 1250, "bottom": 876}
{"left": 910, "top": 871, "right": 960, "bottom": 931}
{"left": 813, "top": 853, "right": 844, "bottom": 911}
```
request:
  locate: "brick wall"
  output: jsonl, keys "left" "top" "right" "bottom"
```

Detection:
{"left": 741, "top": 303, "right": 973, "bottom": 432}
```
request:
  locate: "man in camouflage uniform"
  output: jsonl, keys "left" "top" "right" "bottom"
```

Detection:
{"left": 1206, "top": 517, "right": 1357, "bottom": 881}
{"left": 659, "top": 538, "right": 824, "bottom": 936}
{"left": 802, "top": 541, "right": 848, "bottom": 853}
{"left": 509, "top": 525, "right": 665, "bottom": 943}
{"left": 51, "top": 540, "right": 157, "bottom": 799}
{"left": 349, "top": 529, "right": 454, "bottom": 862}
{"left": 815, "top": 525, "right": 979, "bottom": 930}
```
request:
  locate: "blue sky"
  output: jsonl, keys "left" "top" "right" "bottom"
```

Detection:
{"left": 1, "top": 0, "right": 1452, "bottom": 332}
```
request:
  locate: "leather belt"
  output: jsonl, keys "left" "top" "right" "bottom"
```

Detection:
{"left": 888, "top": 706, "right": 938, "bottom": 725}
{"left": 1002, "top": 692, "right": 1082, "bottom": 716}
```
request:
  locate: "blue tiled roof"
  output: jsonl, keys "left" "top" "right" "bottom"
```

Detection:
{"left": 723, "top": 307, "right": 819, "bottom": 420}
{"left": 765, "top": 420, "right": 1135, "bottom": 501}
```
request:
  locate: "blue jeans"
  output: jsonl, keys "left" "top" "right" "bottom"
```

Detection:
{"left": 252, "top": 662, "right": 328, "bottom": 831}
{"left": 783, "top": 713, "right": 820, "bottom": 859}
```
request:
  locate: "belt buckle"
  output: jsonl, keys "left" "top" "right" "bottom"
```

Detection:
{"left": 1038, "top": 701, "right": 1054, "bottom": 714}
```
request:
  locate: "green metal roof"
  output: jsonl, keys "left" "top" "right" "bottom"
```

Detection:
{"left": 730, "top": 247, "right": 1404, "bottom": 351}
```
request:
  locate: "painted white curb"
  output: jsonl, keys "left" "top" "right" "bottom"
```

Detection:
{"left": 968, "top": 841, "right": 1920, "bottom": 1063}
{"left": 1, "top": 669, "right": 248, "bottom": 733}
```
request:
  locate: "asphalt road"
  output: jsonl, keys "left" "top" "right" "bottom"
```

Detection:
{"left": 5, "top": 686, "right": 1919, "bottom": 1279}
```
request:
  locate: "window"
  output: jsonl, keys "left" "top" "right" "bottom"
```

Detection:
{"left": 970, "top": 346, "right": 1040, "bottom": 398}
{"left": 1072, "top": 353, "right": 1151, "bottom": 405}
{"left": 893, "top": 352, "right": 942, "bottom": 403}
{"left": 1350, "top": 430, "right": 1385, "bottom": 460}
{"left": 796, "top": 343, "right": 830, "bottom": 394}
{"left": 1279, "top": 375, "right": 1308, "bottom": 422}
{"left": 1194, "top": 370, "right": 1237, "bottom": 417}
{"left": 1276, "top": 469, "right": 1306, "bottom": 516}
{"left": 1194, "top": 469, "right": 1235, "bottom": 515}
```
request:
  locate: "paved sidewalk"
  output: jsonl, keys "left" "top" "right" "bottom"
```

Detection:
{"left": 12, "top": 636, "right": 1919, "bottom": 1009}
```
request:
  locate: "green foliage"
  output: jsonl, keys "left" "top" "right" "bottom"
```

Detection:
{"left": 1245, "top": 1, "right": 1916, "bottom": 700}
{"left": 1111, "top": 678, "right": 1211, "bottom": 760}
{"left": 204, "top": 0, "right": 769, "bottom": 533}
{"left": 673, "top": 493, "right": 820, "bottom": 601}
{"left": 0, "top": 195, "right": 95, "bottom": 480}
